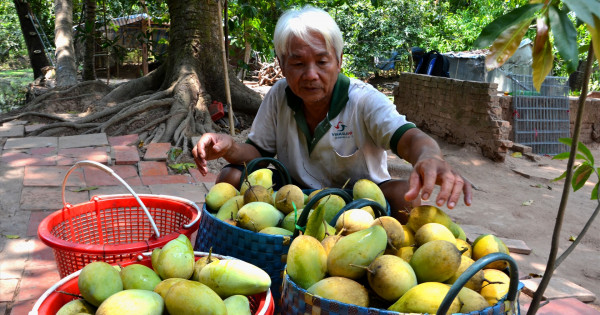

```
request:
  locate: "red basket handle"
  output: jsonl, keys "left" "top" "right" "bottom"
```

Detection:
{"left": 61, "top": 160, "right": 161, "bottom": 238}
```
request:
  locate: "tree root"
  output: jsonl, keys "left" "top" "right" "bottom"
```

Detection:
{"left": 26, "top": 81, "right": 109, "bottom": 110}
{"left": 1, "top": 112, "right": 68, "bottom": 125}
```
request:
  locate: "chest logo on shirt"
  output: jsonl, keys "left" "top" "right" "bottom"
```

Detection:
{"left": 332, "top": 121, "right": 353, "bottom": 139}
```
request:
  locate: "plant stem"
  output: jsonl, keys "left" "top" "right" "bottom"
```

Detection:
{"left": 527, "top": 43, "right": 595, "bottom": 315}
{"left": 554, "top": 202, "right": 600, "bottom": 269}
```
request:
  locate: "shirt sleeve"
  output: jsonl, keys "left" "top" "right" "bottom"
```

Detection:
{"left": 246, "top": 79, "right": 287, "bottom": 156}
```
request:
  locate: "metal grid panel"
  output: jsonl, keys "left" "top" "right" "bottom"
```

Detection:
{"left": 512, "top": 74, "right": 570, "bottom": 155}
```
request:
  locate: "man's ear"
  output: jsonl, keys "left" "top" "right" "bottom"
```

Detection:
{"left": 338, "top": 53, "right": 344, "bottom": 71}
{"left": 277, "top": 56, "right": 286, "bottom": 74}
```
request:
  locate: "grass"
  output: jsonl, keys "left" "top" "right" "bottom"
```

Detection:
{"left": 0, "top": 68, "right": 32, "bottom": 113}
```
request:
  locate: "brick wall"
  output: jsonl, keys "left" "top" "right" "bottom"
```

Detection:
{"left": 394, "top": 73, "right": 513, "bottom": 161}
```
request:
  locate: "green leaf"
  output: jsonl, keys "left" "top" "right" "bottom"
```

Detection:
{"left": 563, "top": 0, "right": 600, "bottom": 29}
{"left": 548, "top": 5, "right": 579, "bottom": 73}
{"left": 577, "top": 141, "right": 595, "bottom": 165}
{"left": 532, "top": 17, "right": 553, "bottom": 92}
{"left": 571, "top": 164, "right": 593, "bottom": 191}
{"left": 522, "top": 199, "right": 534, "bottom": 206}
{"left": 474, "top": 4, "right": 544, "bottom": 48}
{"left": 4, "top": 234, "right": 20, "bottom": 239}
{"left": 552, "top": 152, "right": 571, "bottom": 160}
{"left": 553, "top": 170, "right": 568, "bottom": 181}
{"left": 485, "top": 18, "right": 533, "bottom": 70}
{"left": 586, "top": 15, "right": 600, "bottom": 73}
{"left": 559, "top": 137, "right": 573, "bottom": 146}
{"left": 591, "top": 182, "right": 599, "bottom": 200}
{"left": 70, "top": 186, "right": 99, "bottom": 192}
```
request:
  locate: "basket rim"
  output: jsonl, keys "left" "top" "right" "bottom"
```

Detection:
{"left": 202, "top": 204, "right": 291, "bottom": 240}
{"left": 37, "top": 195, "right": 200, "bottom": 255}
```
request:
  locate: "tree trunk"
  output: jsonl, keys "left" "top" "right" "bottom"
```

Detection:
{"left": 82, "top": 0, "right": 96, "bottom": 81}
{"left": 54, "top": 0, "right": 78, "bottom": 87}
{"left": 12, "top": 0, "right": 51, "bottom": 79}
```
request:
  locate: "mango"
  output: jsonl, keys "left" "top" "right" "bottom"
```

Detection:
{"left": 259, "top": 226, "right": 294, "bottom": 236}
{"left": 78, "top": 261, "right": 123, "bottom": 307}
{"left": 480, "top": 269, "right": 510, "bottom": 306}
{"left": 334, "top": 208, "right": 374, "bottom": 235}
{"left": 458, "top": 287, "right": 490, "bottom": 313}
{"left": 56, "top": 299, "right": 95, "bottom": 315}
{"left": 240, "top": 168, "right": 273, "bottom": 195}
{"left": 307, "top": 276, "right": 369, "bottom": 307}
{"left": 316, "top": 194, "right": 346, "bottom": 223}
{"left": 274, "top": 184, "right": 305, "bottom": 214}
{"left": 286, "top": 235, "right": 328, "bottom": 289}
{"left": 243, "top": 184, "right": 273, "bottom": 204}
{"left": 192, "top": 252, "right": 219, "bottom": 282}
{"left": 472, "top": 234, "right": 510, "bottom": 270}
{"left": 198, "top": 259, "right": 271, "bottom": 298}
{"left": 456, "top": 238, "right": 472, "bottom": 257}
{"left": 396, "top": 246, "right": 416, "bottom": 262}
{"left": 353, "top": 179, "right": 386, "bottom": 209}
{"left": 150, "top": 248, "right": 161, "bottom": 272}
{"left": 164, "top": 280, "right": 227, "bottom": 315}
{"left": 415, "top": 222, "right": 456, "bottom": 246}
{"left": 444, "top": 255, "right": 484, "bottom": 291}
{"left": 321, "top": 234, "right": 343, "bottom": 256}
{"left": 449, "top": 221, "right": 467, "bottom": 240}
{"left": 367, "top": 255, "right": 418, "bottom": 302}
{"left": 305, "top": 202, "right": 330, "bottom": 241}
{"left": 406, "top": 205, "right": 453, "bottom": 233}
{"left": 400, "top": 225, "right": 416, "bottom": 247}
{"left": 205, "top": 182, "right": 239, "bottom": 211}
{"left": 281, "top": 208, "right": 306, "bottom": 232}
{"left": 224, "top": 295, "right": 252, "bottom": 315}
{"left": 371, "top": 216, "right": 404, "bottom": 253}
{"left": 153, "top": 234, "right": 195, "bottom": 280}
{"left": 120, "top": 264, "right": 161, "bottom": 291}
{"left": 153, "top": 278, "right": 185, "bottom": 299}
{"left": 410, "top": 239, "right": 461, "bottom": 283}
{"left": 215, "top": 195, "right": 244, "bottom": 222}
{"left": 96, "top": 289, "right": 163, "bottom": 315}
{"left": 388, "top": 282, "right": 461, "bottom": 314}
{"left": 327, "top": 225, "right": 387, "bottom": 280}
{"left": 236, "top": 201, "right": 283, "bottom": 232}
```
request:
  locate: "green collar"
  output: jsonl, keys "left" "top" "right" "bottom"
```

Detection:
{"left": 285, "top": 73, "right": 350, "bottom": 154}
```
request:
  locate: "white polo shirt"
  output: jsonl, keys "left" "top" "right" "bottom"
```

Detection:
{"left": 247, "top": 74, "right": 416, "bottom": 189}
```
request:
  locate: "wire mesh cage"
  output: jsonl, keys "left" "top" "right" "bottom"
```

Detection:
{"left": 511, "top": 74, "right": 570, "bottom": 155}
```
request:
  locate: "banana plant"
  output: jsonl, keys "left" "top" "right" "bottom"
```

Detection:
{"left": 473, "top": 1, "right": 599, "bottom": 314}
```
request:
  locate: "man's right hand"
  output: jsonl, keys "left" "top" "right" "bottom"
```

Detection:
{"left": 192, "top": 133, "right": 235, "bottom": 176}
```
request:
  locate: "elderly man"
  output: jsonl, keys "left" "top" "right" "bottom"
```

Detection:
{"left": 193, "top": 6, "right": 471, "bottom": 219}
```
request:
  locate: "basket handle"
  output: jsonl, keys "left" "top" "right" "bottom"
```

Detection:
{"left": 239, "top": 157, "right": 292, "bottom": 188}
{"left": 328, "top": 198, "right": 387, "bottom": 226}
{"left": 293, "top": 188, "right": 353, "bottom": 237}
{"left": 61, "top": 160, "right": 161, "bottom": 238}
{"left": 437, "top": 252, "right": 520, "bottom": 315}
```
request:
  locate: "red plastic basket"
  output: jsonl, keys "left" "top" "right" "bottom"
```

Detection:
{"left": 29, "top": 252, "right": 275, "bottom": 315}
{"left": 37, "top": 160, "right": 201, "bottom": 278}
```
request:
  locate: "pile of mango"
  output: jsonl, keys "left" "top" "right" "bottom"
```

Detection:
{"left": 55, "top": 234, "right": 271, "bottom": 315}
{"left": 286, "top": 196, "right": 512, "bottom": 314}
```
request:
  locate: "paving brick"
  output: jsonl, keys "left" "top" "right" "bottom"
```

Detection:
{"left": 148, "top": 183, "right": 209, "bottom": 204}
{"left": 30, "top": 238, "right": 57, "bottom": 268}
{"left": 23, "top": 166, "right": 85, "bottom": 187}
{"left": 1, "top": 150, "right": 56, "bottom": 167}
{"left": 143, "top": 142, "right": 171, "bottom": 161}
{"left": 56, "top": 147, "right": 110, "bottom": 165}
{"left": 27, "top": 211, "right": 52, "bottom": 237}
{"left": 20, "top": 186, "right": 90, "bottom": 211}
{"left": 15, "top": 264, "right": 60, "bottom": 302}
{"left": 0, "top": 279, "right": 18, "bottom": 302}
{"left": 0, "top": 125, "right": 24, "bottom": 138}
{"left": 138, "top": 161, "right": 168, "bottom": 177}
{"left": 83, "top": 164, "right": 141, "bottom": 186}
{"left": 522, "top": 276, "right": 597, "bottom": 303}
{"left": 24, "top": 123, "right": 46, "bottom": 133}
{"left": 113, "top": 145, "right": 140, "bottom": 165}
{"left": 89, "top": 185, "right": 152, "bottom": 196}
{"left": 461, "top": 224, "right": 531, "bottom": 254}
{"left": 524, "top": 298, "right": 600, "bottom": 314}
{"left": 58, "top": 133, "right": 109, "bottom": 149}
{"left": 0, "top": 302, "right": 6, "bottom": 315}
{"left": 0, "top": 238, "right": 34, "bottom": 280}
{"left": 3, "top": 120, "right": 27, "bottom": 126}
{"left": 141, "top": 174, "right": 191, "bottom": 185}
{"left": 3, "top": 137, "right": 57, "bottom": 150}
{"left": 10, "top": 299, "right": 37, "bottom": 315}
{"left": 189, "top": 168, "right": 217, "bottom": 183}
{"left": 108, "top": 134, "right": 139, "bottom": 146}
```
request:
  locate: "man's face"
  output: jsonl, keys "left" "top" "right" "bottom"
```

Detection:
{"left": 279, "top": 33, "right": 342, "bottom": 109}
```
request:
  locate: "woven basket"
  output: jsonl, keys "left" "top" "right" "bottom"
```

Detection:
{"left": 280, "top": 252, "right": 524, "bottom": 315}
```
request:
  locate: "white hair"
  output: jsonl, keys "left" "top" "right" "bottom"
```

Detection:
{"left": 273, "top": 6, "right": 343, "bottom": 62}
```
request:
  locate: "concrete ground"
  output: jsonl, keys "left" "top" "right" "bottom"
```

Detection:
{"left": 1, "top": 122, "right": 599, "bottom": 314}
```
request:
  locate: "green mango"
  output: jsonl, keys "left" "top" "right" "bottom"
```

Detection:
{"left": 307, "top": 276, "right": 369, "bottom": 307}
{"left": 205, "top": 182, "right": 239, "bottom": 211}
{"left": 406, "top": 205, "right": 453, "bottom": 233}
{"left": 316, "top": 194, "right": 346, "bottom": 223}
{"left": 449, "top": 221, "right": 467, "bottom": 240}
{"left": 327, "top": 225, "right": 387, "bottom": 280}
{"left": 367, "top": 255, "right": 417, "bottom": 302}
{"left": 444, "top": 255, "right": 484, "bottom": 291}
{"left": 150, "top": 248, "right": 161, "bottom": 272}
{"left": 56, "top": 299, "right": 95, "bottom": 315}
{"left": 78, "top": 261, "right": 123, "bottom": 307}
{"left": 153, "top": 234, "right": 195, "bottom": 280}
{"left": 164, "top": 280, "right": 227, "bottom": 315}
{"left": 120, "top": 264, "right": 162, "bottom": 291}
{"left": 224, "top": 295, "right": 252, "bottom": 315}
{"left": 96, "top": 289, "right": 163, "bottom": 315}
{"left": 153, "top": 278, "right": 185, "bottom": 299}
{"left": 410, "top": 239, "right": 461, "bottom": 283}
{"left": 281, "top": 208, "right": 305, "bottom": 232}
{"left": 192, "top": 252, "right": 220, "bottom": 282}
{"left": 388, "top": 282, "right": 460, "bottom": 314}
{"left": 286, "top": 235, "right": 327, "bottom": 289}
{"left": 198, "top": 259, "right": 271, "bottom": 298}
{"left": 215, "top": 195, "right": 244, "bottom": 221}
{"left": 240, "top": 168, "right": 273, "bottom": 195}
{"left": 458, "top": 287, "right": 490, "bottom": 313}
{"left": 236, "top": 201, "right": 283, "bottom": 232}
{"left": 259, "top": 226, "right": 294, "bottom": 236}
{"left": 352, "top": 179, "right": 386, "bottom": 209}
